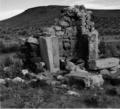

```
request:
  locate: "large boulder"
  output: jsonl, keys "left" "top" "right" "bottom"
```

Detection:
{"left": 66, "top": 70, "right": 104, "bottom": 88}
{"left": 89, "top": 58, "right": 119, "bottom": 70}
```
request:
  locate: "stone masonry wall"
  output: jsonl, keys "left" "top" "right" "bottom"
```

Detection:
{"left": 42, "top": 5, "right": 97, "bottom": 61}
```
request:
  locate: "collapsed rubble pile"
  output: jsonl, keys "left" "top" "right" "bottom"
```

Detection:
{"left": 36, "top": 5, "right": 120, "bottom": 88}
{"left": 1, "top": 5, "right": 120, "bottom": 90}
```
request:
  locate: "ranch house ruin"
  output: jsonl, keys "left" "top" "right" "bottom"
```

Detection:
{"left": 38, "top": 5, "right": 99, "bottom": 72}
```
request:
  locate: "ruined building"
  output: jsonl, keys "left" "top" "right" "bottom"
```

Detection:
{"left": 38, "top": 5, "right": 96, "bottom": 71}
{"left": 37, "top": 5, "right": 119, "bottom": 73}
{"left": 20, "top": 5, "right": 120, "bottom": 88}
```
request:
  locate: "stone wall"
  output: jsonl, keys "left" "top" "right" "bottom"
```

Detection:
{"left": 42, "top": 5, "right": 97, "bottom": 61}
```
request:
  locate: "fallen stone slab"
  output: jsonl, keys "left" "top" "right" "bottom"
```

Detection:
{"left": 66, "top": 71, "right": 104, "bottom": 88}
{"left": 89, "top": 58, "right": 119, "bottom": 70}
{"left": 39, "top": 36, "right": 60, "bottom": 72}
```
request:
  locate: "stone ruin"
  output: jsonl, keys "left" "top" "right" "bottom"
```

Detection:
{"left": 16, "top": 5, "right": 120, "bottom": 89}
{"left": 0, "top": 5, "right": 120, "bottom": 89}
{"left": 38, "top": 5, "right": 119, "bottom": 73}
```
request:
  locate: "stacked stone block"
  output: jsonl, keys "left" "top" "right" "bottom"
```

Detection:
{"left": 53, "top": 5, "right": 95, "bottom": 59}
{"left": 39, "top": 36, "right": 60, "bottom": 72}
{"left": 40, "top": 5, "right": 99, "bottom": 71}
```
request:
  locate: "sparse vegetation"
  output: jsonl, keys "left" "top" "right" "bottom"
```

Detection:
{"left": 1, "top": 80, "right": 120, "bottom": 108}
{"left": 0, "top": 6, "right": 120, "bottom": 108}
{"left": 0, "top": 39, "right": 20, "bottom": 53}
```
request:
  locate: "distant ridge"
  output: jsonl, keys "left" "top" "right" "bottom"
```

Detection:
{"left": 0, "top": 5, "right": 120, "bottom": 35}
{"left": 0, "top": 6, "right": 66, "bottom": 28}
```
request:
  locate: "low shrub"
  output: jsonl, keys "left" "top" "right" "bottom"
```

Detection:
{"left": 0, "top": 40, "right": 20, "bottom": 53}
{"left": 0, "top": 54, "right": 23, "bottom": 79}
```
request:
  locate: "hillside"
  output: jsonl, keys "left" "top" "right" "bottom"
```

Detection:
{"left": 0, "top": 6, "right": 66, "bottom": 29}
{"left": 0, "top": 5, "right": 120, "bottom": 37}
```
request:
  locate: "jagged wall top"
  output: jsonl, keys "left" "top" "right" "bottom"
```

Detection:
{"left": 60, "top": 5, "right": 94, "bottom": 35}
{"left": 42, "top": 5, "right": 95, "bottom": 36}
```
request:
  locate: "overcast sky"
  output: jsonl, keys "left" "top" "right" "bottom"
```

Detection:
{"left": 0, "top": 0, "right": 120, "bottom": 21}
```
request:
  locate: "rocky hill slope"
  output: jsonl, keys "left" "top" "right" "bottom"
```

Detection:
{"left": 0, "top": 5, "right": 120, "bottom": 36}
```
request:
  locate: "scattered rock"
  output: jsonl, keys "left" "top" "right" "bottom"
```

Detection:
{"left": 37, "top": 74, "right": 47, "bottom": 80}
{"left": 100, "top": 69, "right": 110, "bottom": 75}
{"left": 22, "top": 69, "right": 29, "bottom": 75}
{"left": 100, "top": 66, "right": 120, "bottom": 82}
{"left": 40, "top": 62, "right": 45, "bottom": 67}
{"left": 27, "top": 36, "right": 39, "bottom": 45}
{"left": 59, "top": 20, "right": 69, "bottom": 27}
{"left": 3, "top": 67, "right": 10, "bottom": 72}
{"left": 49, "top": 80, "right": 61, "bottom": 86}
{"left": 12, "top": 77, "right": 25, "bottom": 83}
{"left": 5, "top": 78, "right": 11, "bottom": 81}
{"left": 60, "top": 84, "right": 68, "bottom": 89}
{"left": 66, "top": 70, "right": 104, "bottom": 88}
{"left": 109, "top": 66, "right": 119, "bottom": 74}
{"left": 57, "top": 75, "right": 64, "bottom": 80}
{"left": 67, "top": 90, "right": 80, "bottom": 97}
{"left": 89, "top": 74, "right": 104, "bottom": 88}
{"left": 53, "top": 26, "right": 61, "bottom": 31}
{"left": 0, "top": 79, "right": 6, "bottom": 85}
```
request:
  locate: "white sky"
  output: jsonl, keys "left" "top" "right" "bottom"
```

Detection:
{"left": 0, "top": 0, "right": 120, "bottom": 21}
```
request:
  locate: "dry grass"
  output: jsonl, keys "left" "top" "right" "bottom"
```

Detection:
{"left": 1, "top": 81, "right": 120, "bottom": 108}
{"left": 0, "top": 39, "right": 20, "bottom": 53}
{"left": 0, "top": 55, "right": 120, "bottom": 108}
